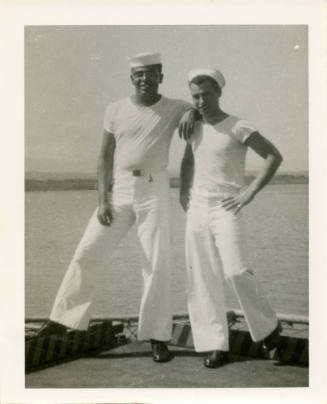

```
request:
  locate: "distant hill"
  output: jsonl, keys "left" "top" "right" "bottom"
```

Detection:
{"left": 170, "top": 174, "right": 308, "bottom": 188}
{"left": 25, "top": 171, "right": 308, "bottom": 191}
{"left": 26, "top": 171, "right": 96, "bottom": 181}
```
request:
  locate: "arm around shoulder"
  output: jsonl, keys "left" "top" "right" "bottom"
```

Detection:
{"left": 178, "top": 108, "right": 201, "bottom": 140}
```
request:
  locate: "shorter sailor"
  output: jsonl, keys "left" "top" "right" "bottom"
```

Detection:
{"left": 180, "top": 67, "right": 283, "bottom": 368}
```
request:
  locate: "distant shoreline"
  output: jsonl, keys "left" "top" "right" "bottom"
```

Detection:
{"left": 25, "top": 174, "right": 308, "bottom": 191}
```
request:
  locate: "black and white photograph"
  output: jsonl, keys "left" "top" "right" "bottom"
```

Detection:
{"left": 1, "top": 1, "right": 327, "bottom": 403}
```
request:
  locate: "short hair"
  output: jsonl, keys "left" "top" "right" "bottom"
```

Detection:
{"left": 189, "top": 75, "right": 221, "bottom": 92}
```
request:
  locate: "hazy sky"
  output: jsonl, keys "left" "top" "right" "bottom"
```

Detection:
{"left": 25, "top": 25, "right": 308, "bottom": 175}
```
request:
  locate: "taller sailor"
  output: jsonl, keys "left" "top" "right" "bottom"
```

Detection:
{"left": 37, "top": 52, "right": 196, "bottom": 362}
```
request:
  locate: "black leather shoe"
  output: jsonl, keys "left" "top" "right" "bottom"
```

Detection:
{"left": 262, "top": 321, "right": 282, "bottom": 352}
{"left": 150, "top": 339, "right": 172, "bottom": 363}
{"left": 204, "top": 350, "right": 229, "bottom": 368}
{"left": 36, "top": 320, "right": 68, "bottom": 337}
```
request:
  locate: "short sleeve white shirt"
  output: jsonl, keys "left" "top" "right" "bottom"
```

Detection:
{"left": 189, "top": 115, "right": 257, "bottom": 195}
{"left": 103, "top": 96, "right": 192, "bottom": 173}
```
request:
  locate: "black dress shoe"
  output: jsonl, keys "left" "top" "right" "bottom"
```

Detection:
{"left": 262, "top": 321, "right": 282, "bottom": 352}
{"left": 36, "top": 320, "right": 68, "bottom": 337}
{"left": 204, "top": 350, "right": 229, "bottom": 368}
{"left": 150, "top": 339, "right": 172, "bottom": 363}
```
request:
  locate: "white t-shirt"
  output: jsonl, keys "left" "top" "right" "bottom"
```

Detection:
{"left": 189, "top": 115, "right": 257, "bottom": 195}
{"left": 103, "top": 96, "right": 192, "bottom": 172}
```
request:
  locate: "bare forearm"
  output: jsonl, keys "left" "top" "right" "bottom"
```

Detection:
{"left": 97, "top": 131, "right": 115, "bottom": 206}
{"left": 247, "top": 153, "right": 283, "bottom": 196}
{"left": 244, "top": 132, "right": 283, "bottom": 197}
{"left": 221, "top": 152, "right": 282, "bottom": 214}
{"left": 97, "top": 158, "right": 113, "bottom": 206}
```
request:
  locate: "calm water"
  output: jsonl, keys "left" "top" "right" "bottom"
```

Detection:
{"left": 25, "top": 185, "right": 308, "bottom": 318}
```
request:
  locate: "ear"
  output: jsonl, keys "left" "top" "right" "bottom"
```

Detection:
{"left": 159, "top": 73, "right": 164, "bottom": 84}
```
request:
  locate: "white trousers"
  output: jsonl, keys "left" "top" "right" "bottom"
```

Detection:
{"left": 50, "top": 170, "right": 172, "bottom": 341}
{"left": 185, "top": 192, "right": 278, "bottom": 352}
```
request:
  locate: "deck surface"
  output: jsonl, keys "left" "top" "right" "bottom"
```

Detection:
{"left": 25, "top": 341, "right": 308, "bottom": 388}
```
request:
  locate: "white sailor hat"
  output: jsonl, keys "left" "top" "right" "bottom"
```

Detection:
{"left": 128, "top": 52, "right": 162, "bottom": 69}
{"left": 187, "top": 67, "right": 226, "bottom": 89}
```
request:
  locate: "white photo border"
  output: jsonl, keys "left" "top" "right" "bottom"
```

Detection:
{"left": 0, "top": 0, "right": 326, "bottom": 403}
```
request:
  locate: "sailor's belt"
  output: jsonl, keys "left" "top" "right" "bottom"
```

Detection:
{"left": 132, "top": 169, "right": 146, "bottom": 177}
{"left": 132, "top": 169, "right": 154, "bottom": 182}
{"left": 115, "top": 168, "right": 165, "bottom": 181}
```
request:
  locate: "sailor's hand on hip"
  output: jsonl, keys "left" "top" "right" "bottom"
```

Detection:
{"left": 97, "top": 203, "right": 113, "bottom": 226}
{"left": 222, "top": 189, "right": 255, "bottom": 215}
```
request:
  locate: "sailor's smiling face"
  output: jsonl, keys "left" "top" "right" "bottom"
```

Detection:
{"left": 189, "top": 77, "right": 221, "bottom": 117}
{"left": 130, "top": 65, "right": 163, "bottom": 96}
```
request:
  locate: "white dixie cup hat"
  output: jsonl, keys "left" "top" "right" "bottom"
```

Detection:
{"left": 128, "top": 52, "right": 162, "bottom": 69}
{"left": 187, "top": 67, "right": 226, "bottom": 89}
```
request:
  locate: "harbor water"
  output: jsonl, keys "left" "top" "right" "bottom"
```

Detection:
{"left": 25, "top": 184, "right": 308, "bottom": 319}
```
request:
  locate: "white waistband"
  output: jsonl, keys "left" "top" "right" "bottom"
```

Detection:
{"left": 192, "top": 184, "right": 240, "bottom": 198}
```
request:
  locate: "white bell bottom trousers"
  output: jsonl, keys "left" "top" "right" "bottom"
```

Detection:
{"left": 185, "top": 191, "right": 278, "bottom": 352}
{"left": 50, "top": 170, "right": 172, "bottom": 341}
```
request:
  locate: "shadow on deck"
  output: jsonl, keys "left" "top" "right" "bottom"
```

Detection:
{"left": 25, "top": 312, "right": 308, "bottom": 388}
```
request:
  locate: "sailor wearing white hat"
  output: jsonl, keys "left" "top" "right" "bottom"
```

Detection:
{"left": 128, "top": 51, "right": 162, "bottom": 68}
{"left": 37, "top": 52, "right": 197, "bottom": 363}
{"left": 180, "top": 68, "right": 283, "bottom": 368}
{"left": 187, "top": 67, "right": 226, "bottom": 89}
